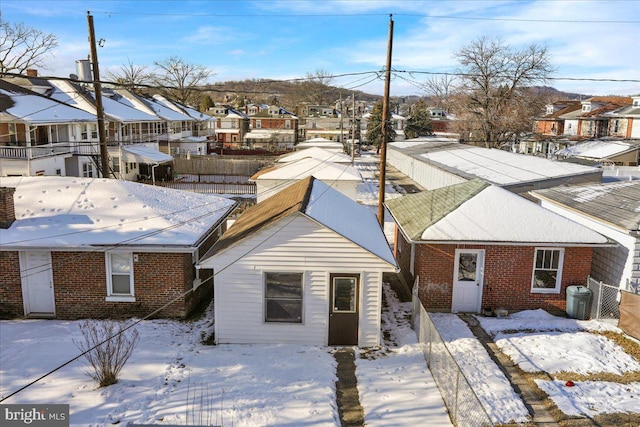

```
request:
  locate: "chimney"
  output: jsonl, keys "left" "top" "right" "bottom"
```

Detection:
{"left": 0, "top": 187, "right": 16, "bottom": 229}
{"left": 26, "top": 69, "right": 38, "bottom": 77}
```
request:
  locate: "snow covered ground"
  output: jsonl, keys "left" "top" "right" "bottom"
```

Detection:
{"left": 430, "top": 313, "right": 531, "bottom": 424}
{"left": 476, "top": 309, "right": 640, "bottom": 419}
{"left": 356, "top": 284, "right": 452, "bottom": 426}
{"left": 0, "top": 284, "right": 452, "bottom": 426}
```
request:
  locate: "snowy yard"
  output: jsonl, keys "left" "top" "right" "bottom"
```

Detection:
{"left": 0, "top": 283, "right": 452, "bottom": 426}
{"left": 477, "top": 309, "right": 640, "bottom": 420}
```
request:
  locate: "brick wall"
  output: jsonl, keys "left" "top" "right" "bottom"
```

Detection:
{"left": 0, "top": 250, "right": 209, "bottom": 319}
{"left": 0, "top": 252, "right": 23, "bottom": 318}
{"left": 412, "top": 243, "right": 593, "bottom": 313}
{"left": 0, "top": 187, "right": 16, "bottom": 229}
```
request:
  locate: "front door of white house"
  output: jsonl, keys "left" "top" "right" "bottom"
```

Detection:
{"left": 451, "top": 249, "right": 484, "bottom": 313}
{"left": 20, "top": 251, "right": 55, "bottom": 316}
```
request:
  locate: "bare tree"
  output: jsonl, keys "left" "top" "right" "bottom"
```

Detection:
{"left": 74, "top": 320, "right": 139, "bottom": 387}
{"left": 0, "top": 21, "right": 58, "bottom": 75}
{"left": 153, "top": 56, "right": 212, "bottom": 106}
{"left": 302, "top": 68, "right": 335, "bottom": 105}
{"left": 107, "top": 58, "right": 153, "bottom": 90}
{"left": 422, "top": 74, "right": 458, "bottom": 111}
{"left": 453, "top": 36, "right": 555, "bottom": 148}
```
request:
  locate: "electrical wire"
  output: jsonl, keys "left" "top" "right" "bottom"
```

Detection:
{"left": 0, "top": 148, "right": 366, "bottom": 402}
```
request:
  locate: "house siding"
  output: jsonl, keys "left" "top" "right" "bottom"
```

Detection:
{"left": 210, "top": 215, "right": 392, "bottom": 346}
{"left": 387, "top": 148, "right": 467, "bottom": 191}
{"left": 402, "top": 243, "right": 592, "bottom": 313}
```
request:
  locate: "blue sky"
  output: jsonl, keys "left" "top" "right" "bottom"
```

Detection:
{"left": 3, "top": 0, "right": 639, "bottom": 97}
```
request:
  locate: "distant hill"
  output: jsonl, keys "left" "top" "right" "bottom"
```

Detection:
{"left": 199, "top": 79, "right": 591, "bottom": 110}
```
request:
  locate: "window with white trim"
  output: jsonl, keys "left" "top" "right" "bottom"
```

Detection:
{"left": 82, "top": 162, "right": 94, "bottom": 177}
{"left": 106, "top": 252, "right": 134, "bottom": 298}
{"left": 264, "top": 272, "right": 303, "bottom": 323}
{"left": 531, "top": 248, "right": 564, "bottom": 293}
{"left": 112, "top": 156, "right": 120, "bottom": 174}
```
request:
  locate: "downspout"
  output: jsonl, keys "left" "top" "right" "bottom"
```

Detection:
{"left": 151, "top": 163, "right": 158, "bottom": 185}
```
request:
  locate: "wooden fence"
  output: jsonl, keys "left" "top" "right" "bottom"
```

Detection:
{"left": 173, "top": 156, "right": 274, "bottom": 176}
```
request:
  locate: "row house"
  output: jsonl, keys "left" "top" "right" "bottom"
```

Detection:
{"left": 0, "top": 72, "right": 221, "bottom": 181}
{"left": 208, "top": 106, "right": 250, "bottom": 148}
{"left": 44, "top": 78, "right": 174, "bottom": 180}
{"left": 605, "top": 96, "right": 640, "bottom": 139}
{"left": 0, "top": 79, "right": 97, "bottom": 177}
{"left": 533, "top": 97, "right": 634, "bottom": 140}
{"left": 529, "top": 96, "right": 636, "bottom": 158}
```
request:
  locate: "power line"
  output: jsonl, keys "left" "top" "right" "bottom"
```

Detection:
{"left": 0, "top": 151, "right": 364, "bottom": 402}
{"left": 85, "top": 8, "right": 640, "bottom": 24}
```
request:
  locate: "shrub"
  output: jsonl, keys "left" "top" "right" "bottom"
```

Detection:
{"left": 74, "top": 320, "right": 139, "bottom": 387}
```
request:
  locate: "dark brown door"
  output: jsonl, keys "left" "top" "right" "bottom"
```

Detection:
{"left": 328, "top": 274, "right": 359, "bottom": 346}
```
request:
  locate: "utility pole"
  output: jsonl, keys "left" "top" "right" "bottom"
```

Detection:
{"left": 351, "top": 93, "right": 356, "bottom": 165}
{"left": 377, "top": 15, "right": 394, "bottom": 227}
{"left": 87, "top": 11, "right": 110, "bottom": 178}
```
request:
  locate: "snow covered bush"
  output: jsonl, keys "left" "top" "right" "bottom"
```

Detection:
{"left": 74, "top": 320, "right": 139, "bottom": 387}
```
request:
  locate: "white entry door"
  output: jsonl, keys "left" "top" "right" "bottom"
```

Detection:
{"left": 20, "top": 251, "right": 55, "bottom": 316}
{"left": 451, "top": 249, "right": 484, "bottom": 313}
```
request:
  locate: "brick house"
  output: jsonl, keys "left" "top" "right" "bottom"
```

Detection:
{"left": 0, "top": 177, "right": 236, "bottom": 319}
{"left": 385, "top": 180, "right": 610, "bottom": 314}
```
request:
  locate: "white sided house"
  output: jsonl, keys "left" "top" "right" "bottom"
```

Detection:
{"left": 198, "top": 176, "right": 398, "bottom": 346}
{"left": 251, "top": 157, "right": 362, "bottom": 202}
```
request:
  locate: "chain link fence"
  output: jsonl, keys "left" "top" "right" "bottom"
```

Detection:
{"left": 411, "top": 279, "right": 493, "bottom": 427}
{"left": 586, "top": 276, "right": 621, "bottom": 321}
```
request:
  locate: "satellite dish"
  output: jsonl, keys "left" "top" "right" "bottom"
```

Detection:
{"left": 69, "top": 74, "right": 79, "bottom": 81}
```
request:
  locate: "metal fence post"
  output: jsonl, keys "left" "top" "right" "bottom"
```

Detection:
{"left": 596, "top": 281, "right": 603, "bottom": 320}
{"left": 453, "top": 369, "right": 460, "bottom": 424}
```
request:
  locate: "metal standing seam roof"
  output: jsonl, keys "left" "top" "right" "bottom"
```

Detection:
{"left": 533, "top": 181, "right": 640, "bottom": 231}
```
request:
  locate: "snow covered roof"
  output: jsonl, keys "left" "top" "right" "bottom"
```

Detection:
{"left": 122, "top": 145, "right": 173, "bottom": 164}
{"left": 0, "top": 177, "right": 236, "bottom": 249}
{"left": 200, "top": 176, "right": 396, "bottom": 267}
{"left": 295, "top": 140, "right": 344, "bottom": 151}
{"left": 0, "top": 79, "right": 96, "bottom": 124}
{"left": 46, "top": 80, "right": 160, "bottom": 123}
{"left": 556, "top": 140, "right": 639, "bottom": 161}
{"left": 389, "top": 139, "right": 601, "bottom": 186}
{"left": 277, "top": 146, "right": 353, "bottom": 164}
{"left": 532, "top": 181, "right": 640, "bottom": 231}
{"left": 251, "top": 157, "right": 362, "bottom": 182}
{"left": 144, "top": 97, "right": 194, "bottom": 122}
{"left": 152, "top": 94, "right": 214, "bottom": 121}
{"left": 385, "top": 179, "right": 609, "bottom": 245}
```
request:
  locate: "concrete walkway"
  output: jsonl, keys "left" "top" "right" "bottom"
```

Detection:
{"left": 334, "top": 348, "right": 365, "bottom": 426}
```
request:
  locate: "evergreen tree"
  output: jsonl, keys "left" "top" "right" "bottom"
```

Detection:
{"left": 404, "top": 100, "right": 434, "bottom": 139}
{"left": 199, "top": 94, "right": 215, "bottom": 112}
{"left": 366, "top": 101, "right": 396, "bottom": 153}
